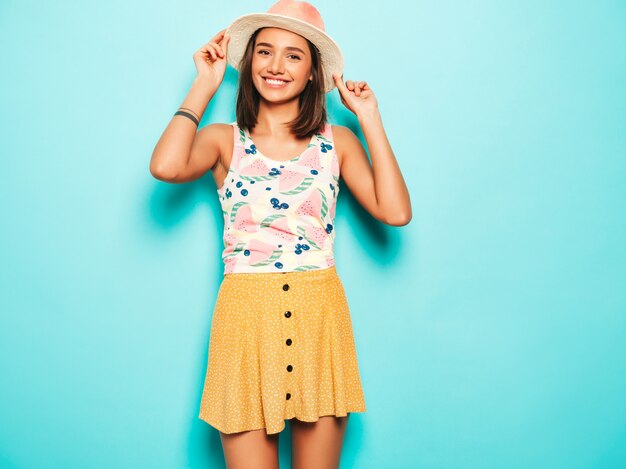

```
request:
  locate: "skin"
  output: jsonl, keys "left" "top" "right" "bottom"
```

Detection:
{"left": 220, "top": 416, "right": 348, "bottom": 469}
{"left": 217, "top": 28, "right": 357, "bottom": 468}
{"left": 150, "top": 26, "right": 411, "bottom": 468}
{"left": 152, "top": 27, "right": 412, "bottom": 226}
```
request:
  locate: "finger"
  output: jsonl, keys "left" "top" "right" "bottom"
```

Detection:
{"left": 213, "top": 41, "right": 224, "bottom": 58}
{"left": 346, "top": 80, "right": 354, "bottom": 91}
{"left": 207, "top": 44, "right": 220, "bottom": 61}
{"left": 351, "top": 80, "right": 360, "bottom": 96}
{"left": 210, "top": 31, "right": 224, "bottom": 47}
{"left": 204, "top": 44, "right": 215, "bottom": 60}
{"left": 220, "top": 34, "right": 230, "bottom": 57}
{"left": 218, "top": 33, "right": 229, "bottom": 48}
{"left": 209, "top": 41, "right": 225, "bottom": 60}
{"left": 205, "top": 45, "right": 216, "bottom": 61}
{"left": 335, "top": 76, "right": 353, "bottom": 101}
{"left": 333, "top": 73, "right": 348, "bottom": 94}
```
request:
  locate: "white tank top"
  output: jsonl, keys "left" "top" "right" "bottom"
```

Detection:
{"left": 217, "top": 121, "right": 340, "bottom": 274}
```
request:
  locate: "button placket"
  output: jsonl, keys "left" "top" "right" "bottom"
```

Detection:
{"left": 282, "top": 282, "right": 295, "bottom": 403}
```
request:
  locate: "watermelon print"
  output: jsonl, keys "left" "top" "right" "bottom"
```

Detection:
{"left": 217, "top": 121, "right": 340, "bottom": 273}
{"left": 231, "top": 202, "right": 258, "bottom": 233}
{"left": 295, "top": 188, "right": 328, "bottom": 218}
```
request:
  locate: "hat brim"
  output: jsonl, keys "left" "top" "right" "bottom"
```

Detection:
{"left": 225, "top": 13, "right": 344, "bottom": 93}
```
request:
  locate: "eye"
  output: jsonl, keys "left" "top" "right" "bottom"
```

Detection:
{"left": 257, "top": 50, "right": 301, "bottom": 60}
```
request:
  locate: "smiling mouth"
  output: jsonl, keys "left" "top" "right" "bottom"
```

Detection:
{"left": 263, "top": 77, "right": 290, "bottom": 87}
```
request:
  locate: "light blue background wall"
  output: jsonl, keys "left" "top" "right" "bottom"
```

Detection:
{"left": 1, "top": 0, "right": 625, "bottom": 467}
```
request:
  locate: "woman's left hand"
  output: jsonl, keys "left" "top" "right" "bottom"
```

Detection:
{"left": 333, "top": 73, "right": 378, "bottom": 117}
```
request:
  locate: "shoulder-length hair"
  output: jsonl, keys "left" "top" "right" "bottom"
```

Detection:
{"left": 235, "top": 28, "right": 328, "bottom": 139}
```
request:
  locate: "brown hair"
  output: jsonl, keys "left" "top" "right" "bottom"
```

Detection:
{"left": 235, "top": 28, "right": 328, "bottom": 139}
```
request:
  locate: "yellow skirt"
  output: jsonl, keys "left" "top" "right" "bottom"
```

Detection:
{"left": 198, "top": 265, "right": 367, "bottom": 435}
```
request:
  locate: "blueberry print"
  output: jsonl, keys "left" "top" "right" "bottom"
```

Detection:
{"left": 208, "top": 123, "right": 364, "bottom": 430}
{"left": 270, "top": 197, "right": 289, "bottom": 210}
{"left": 321, "top": 142, "right": 333, "bottom": 153}
{"left": 219, "top": 121, "right": 340, "bottom": 274}
{"left": 294, "top": 242, "right": 310, "bottom": 255}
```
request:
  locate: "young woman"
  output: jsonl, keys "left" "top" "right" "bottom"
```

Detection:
{"left": 150, "top": 1, "right": 411, "bottom": 467}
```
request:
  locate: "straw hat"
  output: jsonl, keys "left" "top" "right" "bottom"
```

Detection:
{"left": 225, "top": 0, "right": 344, "bottom": 93}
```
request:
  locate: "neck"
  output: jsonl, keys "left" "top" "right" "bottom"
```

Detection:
{"left": 254, "top": 99, "right": 301, "bottom": 137}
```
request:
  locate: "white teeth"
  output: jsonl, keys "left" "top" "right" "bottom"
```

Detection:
{"left": 265, "top": 78, "right": 287, "bottom": 85}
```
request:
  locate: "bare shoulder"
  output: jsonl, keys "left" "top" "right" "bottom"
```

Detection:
{"left": 198, "top": 123, "right": 233, "bottom": 155}
{"left": 197, "top": 122, "right": 233, "bottom": 138}
{"left": 330, "top": 124, "right": 361, "bottom": 148}
{"left": 330, "top": 124, "right": 364, "bottom": 168}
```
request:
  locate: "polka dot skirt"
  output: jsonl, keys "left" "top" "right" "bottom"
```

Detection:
{"left": 198, "top": 265, "right": 367, "bottom": 435}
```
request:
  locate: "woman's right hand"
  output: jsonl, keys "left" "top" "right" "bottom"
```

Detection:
{"left": 193, "top": 29, "right": 230, "bottom": 87}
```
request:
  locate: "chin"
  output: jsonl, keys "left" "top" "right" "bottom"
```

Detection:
{"left": 257, "top": 86, "right": 303, "bottom": 102}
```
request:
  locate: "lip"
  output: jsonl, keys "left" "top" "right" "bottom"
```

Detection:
{"left": 263, "top": 77, "right": 290, "bottom": 88}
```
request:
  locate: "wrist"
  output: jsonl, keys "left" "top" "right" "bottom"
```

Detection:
{"left": 193, "top": 74, "right": 219, "bottom": 95}
{"left": 357, "top": 107, "right": 381, "bottom": 124}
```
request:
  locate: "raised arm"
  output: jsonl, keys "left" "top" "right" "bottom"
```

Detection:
{"left": 332, "top": 74, "right": 412, "bottom": 226}
{"left": 149, "top": 30, "right": 230, "bottom": 183}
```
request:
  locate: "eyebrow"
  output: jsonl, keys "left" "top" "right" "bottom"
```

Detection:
{"left": 255, "top": 42, "right": 307, "bottom": 55}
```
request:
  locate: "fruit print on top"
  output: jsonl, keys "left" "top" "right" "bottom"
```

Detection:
{"left": 217, "top": 121, "right": 340, "bottom": 274}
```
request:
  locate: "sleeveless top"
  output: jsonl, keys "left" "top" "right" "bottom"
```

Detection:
{"left": 217, "top": 121, "right": 340, "bottom": 274}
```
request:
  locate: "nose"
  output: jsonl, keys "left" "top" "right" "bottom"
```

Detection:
{"left": 268, "top": 55, "right": 284, "bottom": 74}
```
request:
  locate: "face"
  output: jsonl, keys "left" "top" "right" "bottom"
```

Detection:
{"left": 251, "top": 27, "right": 313, "bottom": 102}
